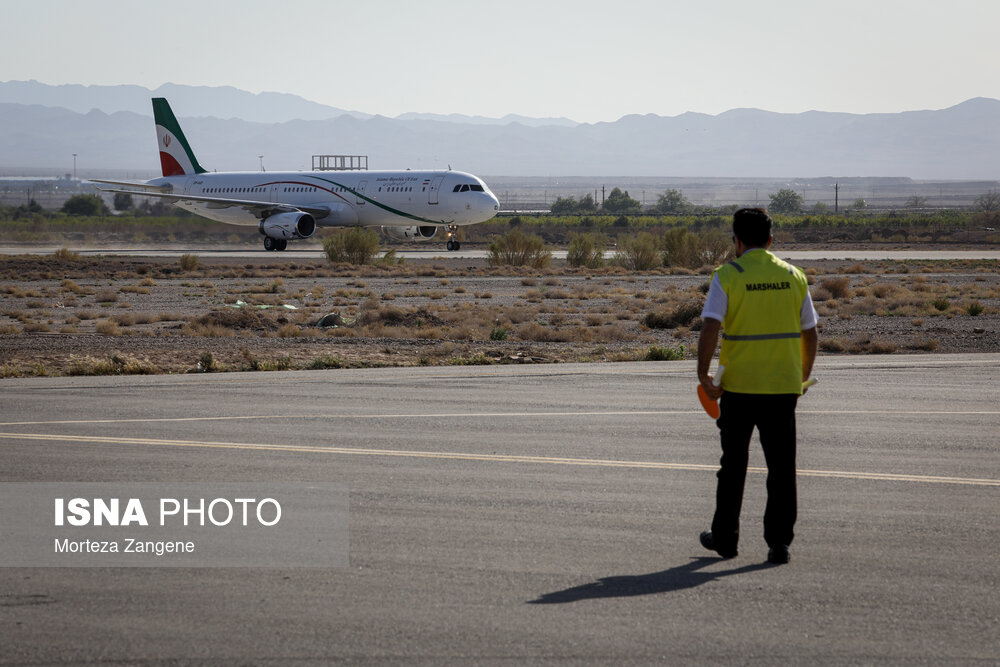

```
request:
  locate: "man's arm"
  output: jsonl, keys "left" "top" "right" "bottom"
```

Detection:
{"left": 698, "top": 317, "right": 723, "bottom": 400}
{"left": 801, "top": 326, "right": 818, "bottom": 384}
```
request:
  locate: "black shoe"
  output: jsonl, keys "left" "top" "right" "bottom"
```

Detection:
{"left": 700, "top": 531, "right": 737, "bottom": 558}
{"left": 767, "top": 545, "right": 790, "bottom": 564}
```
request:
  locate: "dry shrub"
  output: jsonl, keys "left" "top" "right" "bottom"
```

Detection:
{"left": 179, "top": 254, "right": 200, "bottom": 271}
{"left": 872, "top": 283, "right": 897, "bottom": 298}
{"left": 95, "top": 319, "right": 122, "bottom": 336}
{"left": 644, "top": 302, "right": 702, "bottom": 329}
{"left": 566, "top": 233, "right": 607, "bottom": 269}
{"left": 867, "top": 339, "right": 897, "bottom": 354}
{"left": 180, "top": 322, "right": 235, "bottom": 337}
{"left": 276, "top": 323, "right": 302, "bottom": 338}
{"left": 614, "top": 233, "right": 661, "bottom": 271}
{"left": 517, "top": 322, "right": 584, "bottom": 342}
{"left": 53, "top": 247, "right": 81, "bottom": 260}
{"left": 323, "top": 228, "right": 381, "bottom": 265}
{"left": 820, "top": 277, "right": 851, "bottom": 299}
{"left": 488, "top": 229, "right": 552, "bottom": 268}
{"left": 95, "top": 290, "right": 118, "bottom": 303}
{"left": 843, "top": 263, "right": 868, "bottom": 274}
{"left": 590, "top": 323, "right": 636, "bottom": 342}
{"left": 811, "top": 287, "right": 834, "bottom": 302}
{"left": 820, "top": 338, "right": 847, "bottom": 352}
{"left": 196, "top": 308, "right": 275, "bottom": 331}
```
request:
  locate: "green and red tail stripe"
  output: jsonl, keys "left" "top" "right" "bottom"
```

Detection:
{"left": 152, "top": 98, "right": 207, "bottom": 177}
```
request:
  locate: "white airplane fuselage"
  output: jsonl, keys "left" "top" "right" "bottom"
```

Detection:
{"left": 155, "top": 169, "right": 498, "bottom": 230}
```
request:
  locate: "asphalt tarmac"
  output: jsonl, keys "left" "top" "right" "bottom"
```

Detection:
{"left": 1, "top": 354, "right": 998, "bottom": 664}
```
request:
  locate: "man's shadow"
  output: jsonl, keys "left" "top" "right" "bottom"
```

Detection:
{"left": 528, "top": 557, "right": 776, "bottom": 604}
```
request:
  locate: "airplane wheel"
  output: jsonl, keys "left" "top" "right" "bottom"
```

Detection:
{"left": 453, "top": 240, "right": 461, "bottom": 251}
{"left": 263, "top": 237, "right": 276, "bottom": 251}
{"left": 276, "top": 239, "right": 288, "bottom": 251}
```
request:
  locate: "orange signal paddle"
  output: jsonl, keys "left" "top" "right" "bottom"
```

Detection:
{"left": 697, "top": 365, "right": 725, "bottom": 419}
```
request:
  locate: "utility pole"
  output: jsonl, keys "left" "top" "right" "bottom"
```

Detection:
{"left": 72, "top": 154, "right": 77, "bottom": 180}
{"left": 834, "top": 182, "right": 839, "bottom": 213}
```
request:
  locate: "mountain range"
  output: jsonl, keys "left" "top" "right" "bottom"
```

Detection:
{"left": 1, "top": 80, "right": 997, "bottom": 179}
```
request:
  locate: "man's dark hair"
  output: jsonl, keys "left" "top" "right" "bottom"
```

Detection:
{"left": 733, "top": 207, "right": 772, "bottom": 247}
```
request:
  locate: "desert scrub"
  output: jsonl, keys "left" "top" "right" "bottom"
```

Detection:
{"left": 566, "top": 232, "right": 607, "bottom": 268}
{"left": 68, "top": 354, "right": 161, "bottom": 376}
{"left": 643, "top": 302, "right": 702, "bottom": 329}
{"left": 614, "top": 233, "right": 661, "bottom": 271}
{"left": 488, "top": 229, "right": 552, "bottom": 268}
{"left": 645, "top": 345, "right": 686, "bottom": 361}
{"left": 323, "top": 227, "right": 381, "bottom": 265}
{"left": 819, "top": 277, "right": 851, "bottom": 299}
{"left": 179, "top": 254, "right": 200, "bottom": 271}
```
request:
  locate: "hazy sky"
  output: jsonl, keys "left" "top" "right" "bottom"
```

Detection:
{"left": 3, "top": 0, "right": 996, "bottom": 123}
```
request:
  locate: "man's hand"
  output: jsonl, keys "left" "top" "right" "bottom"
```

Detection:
{"left": 700, "top": 374, "right": 723, "bottom": 401}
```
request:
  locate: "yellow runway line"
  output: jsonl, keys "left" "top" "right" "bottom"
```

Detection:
{"left": 1, "top": 432, "right": 997, "bottom": 488}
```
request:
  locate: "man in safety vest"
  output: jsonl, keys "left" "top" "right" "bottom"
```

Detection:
{"left": 697, "top": 207, "right": 818, "bottom": 564}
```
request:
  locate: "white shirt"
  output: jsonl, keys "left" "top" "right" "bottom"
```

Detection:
{"left": 700, "top": 253, "right": 819, "bottom": 329}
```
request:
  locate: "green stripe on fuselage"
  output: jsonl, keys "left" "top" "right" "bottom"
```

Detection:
{"left": 306, "top": 175, "right": 453, "bottom": 225}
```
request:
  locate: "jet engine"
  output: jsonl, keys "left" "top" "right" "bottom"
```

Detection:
{"left": 381, "top": 225, "right": 438, "bottom": 241}
{"left": 259, "top": 212, "right": 316, "bottom": 240}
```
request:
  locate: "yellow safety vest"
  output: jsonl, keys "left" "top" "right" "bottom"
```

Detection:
{"left": 715, "top": 249, "right": 809, "bottom": 395}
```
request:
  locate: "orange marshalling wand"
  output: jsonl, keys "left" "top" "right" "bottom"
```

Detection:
{"left": 697, "top": 365, "right": 725, "bottom": 419}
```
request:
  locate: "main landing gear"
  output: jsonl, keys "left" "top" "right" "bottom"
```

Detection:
{"left": 445, "top": 226, "right": 461, "bottom": 251}
{"left": 263, "top": 237, "right": 288, "bottom": 251}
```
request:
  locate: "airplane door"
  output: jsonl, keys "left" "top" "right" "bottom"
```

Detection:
{"left": 428, "top": 176, "right": 445, "bottom": 205}
{"left": 356, "top": 180, "right": 367, "bottom": 205}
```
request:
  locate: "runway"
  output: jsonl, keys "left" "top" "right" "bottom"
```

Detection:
{"left": 1, "top": 354, "right": 998, "bottom": 663}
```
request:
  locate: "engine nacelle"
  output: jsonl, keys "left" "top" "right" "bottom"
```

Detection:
{"left": 259, "top": 212, "right": 316, "bottom": 240}
{"left": 381, "top": 225, "right": 438, "bottom": 241}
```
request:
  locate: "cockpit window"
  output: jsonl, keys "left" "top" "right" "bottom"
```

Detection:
{"left": 452, "top": 183, "right": 484, "bottom": 193}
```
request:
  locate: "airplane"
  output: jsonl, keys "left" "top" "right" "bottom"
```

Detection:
{"left": 93, "top": 98, "right": 500, "bottom": 251}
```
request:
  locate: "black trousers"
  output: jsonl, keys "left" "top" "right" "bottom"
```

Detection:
{"left": 711, "top": 392, "right": 799, "bottom": 553}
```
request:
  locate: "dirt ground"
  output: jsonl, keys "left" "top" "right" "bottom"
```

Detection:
{"left": 0, "top": 253, "right": 997, "bottom": 376}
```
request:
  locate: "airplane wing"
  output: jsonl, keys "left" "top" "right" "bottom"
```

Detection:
{"left": 91, "top": 180, "right": 332, "bottom": 221}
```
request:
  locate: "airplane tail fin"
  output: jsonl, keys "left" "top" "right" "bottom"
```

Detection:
{"left": 152, "top": 98, "right": 207, "bottom": 177}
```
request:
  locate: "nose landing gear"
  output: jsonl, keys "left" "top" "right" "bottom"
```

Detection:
{"left": 445, "top": 226, "right": 460, "bottom": 251}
